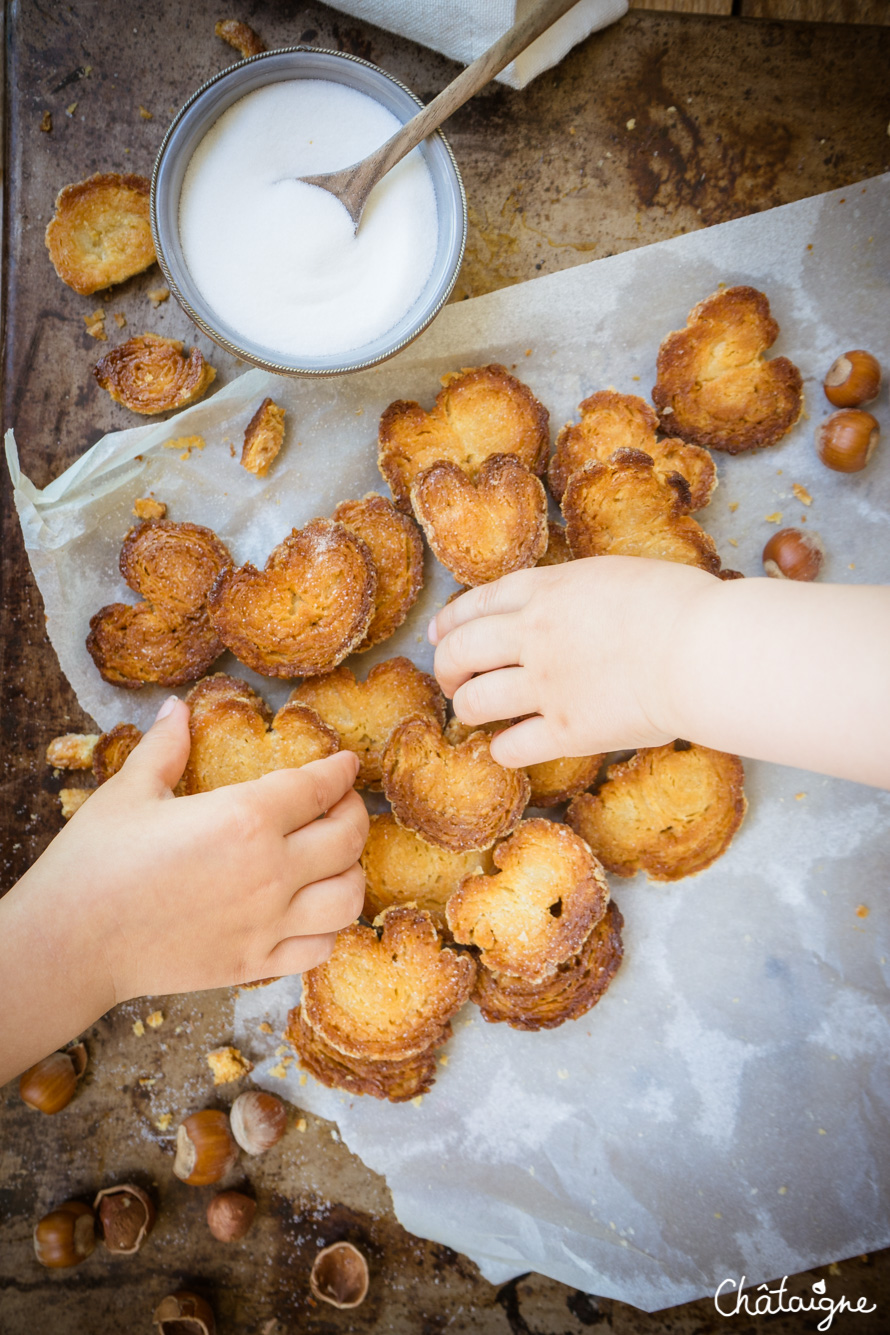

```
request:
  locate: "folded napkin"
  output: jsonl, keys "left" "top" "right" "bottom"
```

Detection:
{"left": 324, "top": 0, "right": 628, "bottom": 89}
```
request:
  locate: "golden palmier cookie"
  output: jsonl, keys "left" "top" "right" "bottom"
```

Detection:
{"left": 361, "top": 812, "right": 493, "bottom": 920}
{"left": 652, "top": 286, "right": 804, "bottom": 453}
{"left": 566, "top": 741, "right": 746, "bottom": 881}
{"left": 549, "top": 391, "right": 716, "bottom": 511}
{"left": 241, "top": 397, "right": 285, "bottom": 477}
{"left": 382, "top": 717, "right": 531, "bottom": 853}
{"left": 446, "top": 818, "right": 610, "bottom": 983}
{"left": 87, "top": 520, "right": 233, "bottom": 688}
{"left": 472, "top": 900, "right": 624, "bottom": 1030}
{"left": 290, "top": 657, "right": 444, "bottom": 789}
{"left": 536, "top": 521, "right": 572, "bottom": 566}
{"left": 94, "top": 333, "right": 216, "bottom": 415}
{"left": 93, "top": 723, "right": 143, "bottom": 783}
{"left": 411, "top": 454, "right": 548, "bottom": 586}
{"left": 332, "top": 494, "right": 424, "bottom": 650}
{"left": 286, "top": 1005, "right": 441, "bottom": 1104}
{"left": 562, "top": 449, "right": 720, "bottom": 573}
{"left": 378, "top": 364, "right": 550, "bottom": 510}
{"left": 209, "top": 518, "right": 376, "bottom": 678}
{"left": 444, "top": 717, "right": 602, "bottom": 809}
{"left": 301, "top": 907, "right": 476, "bottom": 1062}
{"left": 45, "top": 173, "right": 155, "bottom": 295}
{"left": 180, "top": 674, "right": 338, "bottom": 794}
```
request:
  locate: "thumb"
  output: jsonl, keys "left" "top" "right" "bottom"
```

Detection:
{"left": 123, "top": 696, "right": 191, "bottom": 794}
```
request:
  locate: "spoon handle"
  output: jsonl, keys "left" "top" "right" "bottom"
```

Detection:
{"left": 366, "top": 0, "right": 585, "bottom": 185}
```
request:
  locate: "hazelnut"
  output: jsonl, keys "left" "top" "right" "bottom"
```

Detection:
{"left": 19, "top": 1046, "right": 86, "bottom": 1114}
{"left": 817, "top": 409, "right": 880, "bottom": 473}
{"left": 229, "top": 1089, "right": 287, "bottom": 1155}
{"left": 173, "top": 1109, "right": 239, "bottom": 1185}
{"left": 94, "top": 1183, "right": 156, "bottom": 1255}
{"left": 309, "top": 1240, "right": 369, "bottom": 1309}
{"left": 153, "top": 1291, "right": 216, "bottom": 1335}
{"left": 762, "top": 528, "right": 824, "bottom": 582}
{"left": 206, "top": 1190, "right": 256, "bottom": 1242}
{"left": 33, "top": 1201, "right": 96, "bottom": 1268}
{"left": 824, "top": 350, "right": 881, "bottom": 408}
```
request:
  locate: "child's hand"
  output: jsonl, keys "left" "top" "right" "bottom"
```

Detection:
{"left": 429, "top": 556, "right": 717, "bottom": 766}
{"left": 24, "top": 699, "right": 367, "bottom": 1007}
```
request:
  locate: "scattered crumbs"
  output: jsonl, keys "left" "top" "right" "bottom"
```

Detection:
{"left": 139, "top": 105, "right": 153, "bottom": 120}
{"left": 66, "top": 102, "right": 78, "bottom": 117}
{"left": 259, "top": 1021, "right": 274, "bottom": 1034}
{"left": 163, "top": 435, "right": 205, "bottom": 457}
{"left": 275, "top": 1045, "right": 288, "bottom": 1057}
{"left": 626, "top": 117, "right": 636, "bottom": 130}
{"left": 113, "top": 311, "right": 127, "bottom": 328}
{"left": 807, "top": 243, "right": 814, "bottom": 251}
{"left": 155, "top": 1112, "right": 173, "bottom": 1132}
{"left": 792, "top": 483, "right": 812, "bottom": 505}
{"left": 818, "top": 1128, "right": 827, "bottom": 1135}
{"left": 206, "top": 1045, "right": 254, "bottom": 1084}
{"left": 667, "top": 105, "right": 676, "bottom": 112}
{"left": 765, "top": 512, "right": 783, "bottom": 524}
{"left": 174, "top": 1025, "right": 183, "bottom": 1035}
{"left": 354, "top": 406, "right": 364, "bottom": 416}
{"left": 631, "top": 374, "right": 640, "bottom": 381}
{"left": 525, "top": 348, "right": 532, "bottom": 357}
{"left": 299, "top": 1073, "right": 307, "bottom": 1086}
{"left": 856, "top": 905, "right": 870, "bottom": 919}
{"left": 133, "top": 496, "right": 166, "bottom": 520}
{"left": 778, "top": 1185, "right": 788, "bottom": 1195}
{"left": 330, "top": 1129, "right": 339, "bottom": 1142}
{"left": 229, "top": 442, "right": 236, "bottom": 458}
{"left": 714, "top": 1212, "right": 722, "bottom": 1219}
{"left": 800, "top": 515, "right": 807, "bottom": 524}
{"left": 849, "top": 562, "right": 856, "bottom": 570}
{"left": 438, "top": 1054, "right": 449, "bottom": 1067}
{"left": 83, "top": 309, "right": 107, "bottom": 341}
{"left": 728, "top": 501, "right": 739, "bottom": 513}
{"left": 147, "top": 286, "right": 170, "bottom": 307}
{"left": 776, "top": 468, "right": 782, "bottom": 475}
{"left": 40, "top": 110, "right": 52, "bottom": 133}
{"left": 557, "top": 1068, "right": 569, "bottom": 1080}
{"left": 411, "top": 1096, "right": 423, "bottom": 1108}
{"left": 133, "top": 1019, "right": 145, "bottom": 1037}
{"left": 138, "top": 1076, "right": 156, "bottom": 1087}
{"left": 728, "top": 538, "right": 738, "bottom": 548}
{"left": 295, "top": 1117, "right": 307, "bottom": 1132}
{"left": 568, "top": 126, "right": 576, "bottom": 135}
{"left": 269, "top": 1062, "right": 288, "bottom": 1079}
{"left": 829, "top": 1263, "right": 842, "bottom": 1276}
{"left": 146, "top": 1010, "right": 164, "bottom": 1029}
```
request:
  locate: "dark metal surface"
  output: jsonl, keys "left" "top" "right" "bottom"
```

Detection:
{"left": 1, "top": 3, "right": 889, "bottom": 1331}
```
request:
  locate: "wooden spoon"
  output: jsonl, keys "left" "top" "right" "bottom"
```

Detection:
{"left": 299, "top": 0, "right": 585, "bottom": 230}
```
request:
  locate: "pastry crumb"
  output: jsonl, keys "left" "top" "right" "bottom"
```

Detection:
{"left": 795, "top": 792, "right": 806, "bottom": 800}
{"left": 792, "top": 483, "right": 812, "bottom": 505}
{"left": 269, "top": 1062, "right": 288, "bottom": 1079}
{"left": 40, "top": 110, "right": 53, "bottom": 133}
{"left": 83, "top": 308, "right": 107, "bottom": 341}
{"left": 66, "top": 102, "right": 78, "bottom": 117}
{"left": 259, "top": 1021, "right": 274, "bottom": 1034}
{"left": 139, "top": 105, "right": 153, "bottom": 120}
{"left": 154, "top": 1112, "right": 173, "bottom": 1132}
{"left": 113, "top": 311, "right": 127, "bottom": 328}
{"left": 728, "top": 501, "right": 739, "bottom": 513}
{"left": 411, "top": 1095, "right": 423, "bottom": 1107}
{"left": 47, "top": 733, "right": 99, "bottom": 769}
{"left": 856, "top": 905, "right": 870, "bottom": 918}
{"left": 163, "top": 435, "right": 205, "bottom": 457}
{"left": 147, "top": 286, "right": 170, "bottom": 306}
{"left": 60, "top": 788, "right": 91, "bottom": 819}
{"left": 133, "top": 496, "right": 167, "bottom": 520}
{"left": 133, "top": 1019, "right": 145, "bottom": 1037}
{"left": 146, "top": 1010, "right": 164, "bottom": 1029}
{"left": 295, "top": 1117, "right": 307, "bottom": 1132}
{"left": 765, "top": 512, "right": 783, "bottom": 524}
{"left": 206, "top": 1045, "right": 254, "bottom": 1084}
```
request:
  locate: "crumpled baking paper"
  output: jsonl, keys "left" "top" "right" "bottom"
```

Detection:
{"left": 9, "top": 175, "right": 890, "bottom": 1311}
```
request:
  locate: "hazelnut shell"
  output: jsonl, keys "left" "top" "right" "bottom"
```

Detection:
{"left": 824, "top": 350, "right": 881, "bottom": 408}
{"left": 816, "top": 409, "right": 880, "bottom": 473}
{"left": 229, "top": 1089, "right": 287, "bottom": 1155}
{"left": 206, "top": 1190, "right": 256, "bottom": 1242}
{"left": 309, "top": 1240, "right": 370, "bottom": 1309}
{"left": 19, "top": 1050, "right": 78, "bottom": 1114}
{"left": 94, "top": 1183, "right": 156, "bottom": 1254}
{"left": 762, "top": 528, "right": 824, "bottom": 582}
{"left": 173, "top": 1109, "right": 239, "bottom": 1185}
{"left": 153, "top": 1290, "right": 216, "bottom": 1335}
{"left": 33, "top": 1201, "right": 96, "bottom": 1268}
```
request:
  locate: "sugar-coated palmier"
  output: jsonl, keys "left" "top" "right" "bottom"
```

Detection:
{"left": 93, "top": 723, "right": 143, "bottom": 783}
{"left": 446, "top": 818, "right": 610, "bottom": 982}
{"left": 300, "top": 907, "right": 476, "bottom": 1063}
{"left": 208, "top": 518, "right": 376, "bottom": 678}
{"left": 45, "top": 173, "right": 155, "bottom": 295}
{"left": 94, "top": 333, "right": 216, "bottom": 415}
{"left": 87, "top": 520, "right": 233, "bottom": 688}
{"left": 411, "top": 454, "right": 548, "bottom": 586}
{"left": 361, "top": 813, "right": 493, "bottom": 921}
{"left": 566, "top": 741, "right": 746, "bottom": 881}
{"left": 549, "top": 390, "right": 716, "bottom": 511}
{"left": 652, "top": 286, "right": 803, "bottom": 453}
{"left": 444, "top": 718, "right": 602, "bottom": 808}
{"left": 290, "top": 657, "right": 444, "bottom": 789}
{"left": 472, "top": 901, "right": 624, "bottom": 1030}
{"left": 561, "top": 448, "right": 720, "bottom": 572}
{"left": 332, "top": 494, "right": 424, "bottom": 650}
{"left": 286, "top": 1006, "right": 441, "bottom": 1104}
{"left": 382, "top": 717, "right": 530, "bottom": 853}
{"left": 378, "top": 364, "right": 550, "bottom": 510}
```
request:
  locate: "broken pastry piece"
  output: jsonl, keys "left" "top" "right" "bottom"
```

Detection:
{"left": 382, "top": 717, "right": 530, "bottom": 854}
{"left": 446, "top": 818, "right": 610, "bottom": 982}
{"left": 94, "top": 333, "right": 216, "bottom": 415}
{"left": 300, "top": 907, "right": 476, "bottom": 1064}
{"left": 411, "top": 454, "right": 548, "bottom": 586}
{"left": 472, "top": 901, "right": 624, "bottom": 1030}
{"left": 652, "top": 286, "right": 804, "bottom": 453}
{"left": 241, "top": 397, "right": 285, "bottom": 477}
{"left": 550, "top": 390, "right": 716, "bottom": 512}
{"left": 286, "top": 1005, "right": 440, "bottom": 1104}
{"left": 133, "top": 497, "right": 167, "bottom": 521}
{"left": 290, "top": 657, "right": 444, "bottom": 789}
{"left": 536, "top": 521, "right": 572, "bottom": 567}
{"left": 180, "top": 674, "right": 339, "bottom": 794}
{"left": 93, "top": 723, "right": 142, "bottom": 782}
{"left": 361, "top": 812, "right": 492, "bottom": 921}
{"left": 562, "top": 448, "right": 720, "bottom": 572}
{"left": 215, "top": 18, "right": 266, "bottom": 58}
{"left": 209, "top": 518, "right": 376, "bottom": 678}
{"left": 45, "top": 173, "right": 155, "bottom": 295}
{"left": 378, "top": 364, "right": 550, "bottom": 511}
{"left": 46, "top": 733, "right": 99, "bottom": 770}
{"left": 567, "top": 741, "right": 746, "bottom": 881}
{"left": 332, "top": 494, "right": 424, "bottom": 650}
{"left": 59, "top": 788, "right": 92, "bottom": 819}
{"left": 87, "top": 520, "right": 233, "bottom": 688}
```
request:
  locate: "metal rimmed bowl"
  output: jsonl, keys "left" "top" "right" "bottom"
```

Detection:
{"left": 151, "top": 47, "right": 467, "bottom": 377}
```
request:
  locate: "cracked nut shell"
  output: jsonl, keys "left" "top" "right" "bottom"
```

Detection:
{"left": 310, "top": 1240, "right": 370, "bottom": 1309}
{"left": 94, "top": 1183, "right": 156, "bottom": 1255}
{"left": 173, "top": 1109, "right": 239, "bottom": 1185}
{"left": 153, "top": 1291, "right": 216, "bottom": 1335}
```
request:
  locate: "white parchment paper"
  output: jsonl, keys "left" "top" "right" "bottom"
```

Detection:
{"left": 8, "top": 176, "right": 890, "bottom": 1310}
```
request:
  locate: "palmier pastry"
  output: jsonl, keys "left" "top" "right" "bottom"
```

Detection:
{"left": 472, "top": 901, "right": 624, "bottom": 1030}
{"left": 562, "top": 448, "right": 720, "bottom": 572}
{"left": 549, "top": 391, "right": 716, "bottom": 511}
{"left": 87, "top": 520, "right": 233, "bottom": 687}
{"left": 361, "top": 813, "right": 492, "bottom": 920}
{"left": 444, "top": 718, "right": 601, "bottom": 809}
{"left": 332, "top": 494, "right": 424, "bottom": 650}
{"left": 290, "top": 657, "right": 444, "bottom": 789}
{"left": 94, "top": 333, "right": 216, "bottom": 415}
{"left": 411, "top": 454, "right": 548, "bottom": 586}
{"left": 567, "top": 741, "right": 746, "bottom": 881}
{"left": 652, "top": 286, "right": 803, "bottom": 453}
{"left": 92, "top": 723, "right": 142, "bottom": 783}
{"left": 300, "top": 907, "right": 476, "bottom": 1063}
{"left": 241, "top": 397, "right": 286, "bottom": 477}
{"left": 446, "top": 818, "right": 610, "bottom": 982}
{"left": 180, "top": 674, "right": 338, "bottom": 794}
{"left": 378, "top": 364, "right": 550, "bottom": 510}
{"left": 285, "top": 1006, "right": 440, "bottom": 1104}
{"left": 209, "top": 518, "right": 376, "bottom": 678}
{"left": 382, "top": 717, "right": 530, "bottom": 853}
{"left": 536, "top": 522, "right": 573, "bottom": 567}
{"left": 45, "top": 173, "right": 155, "bottom": 295}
